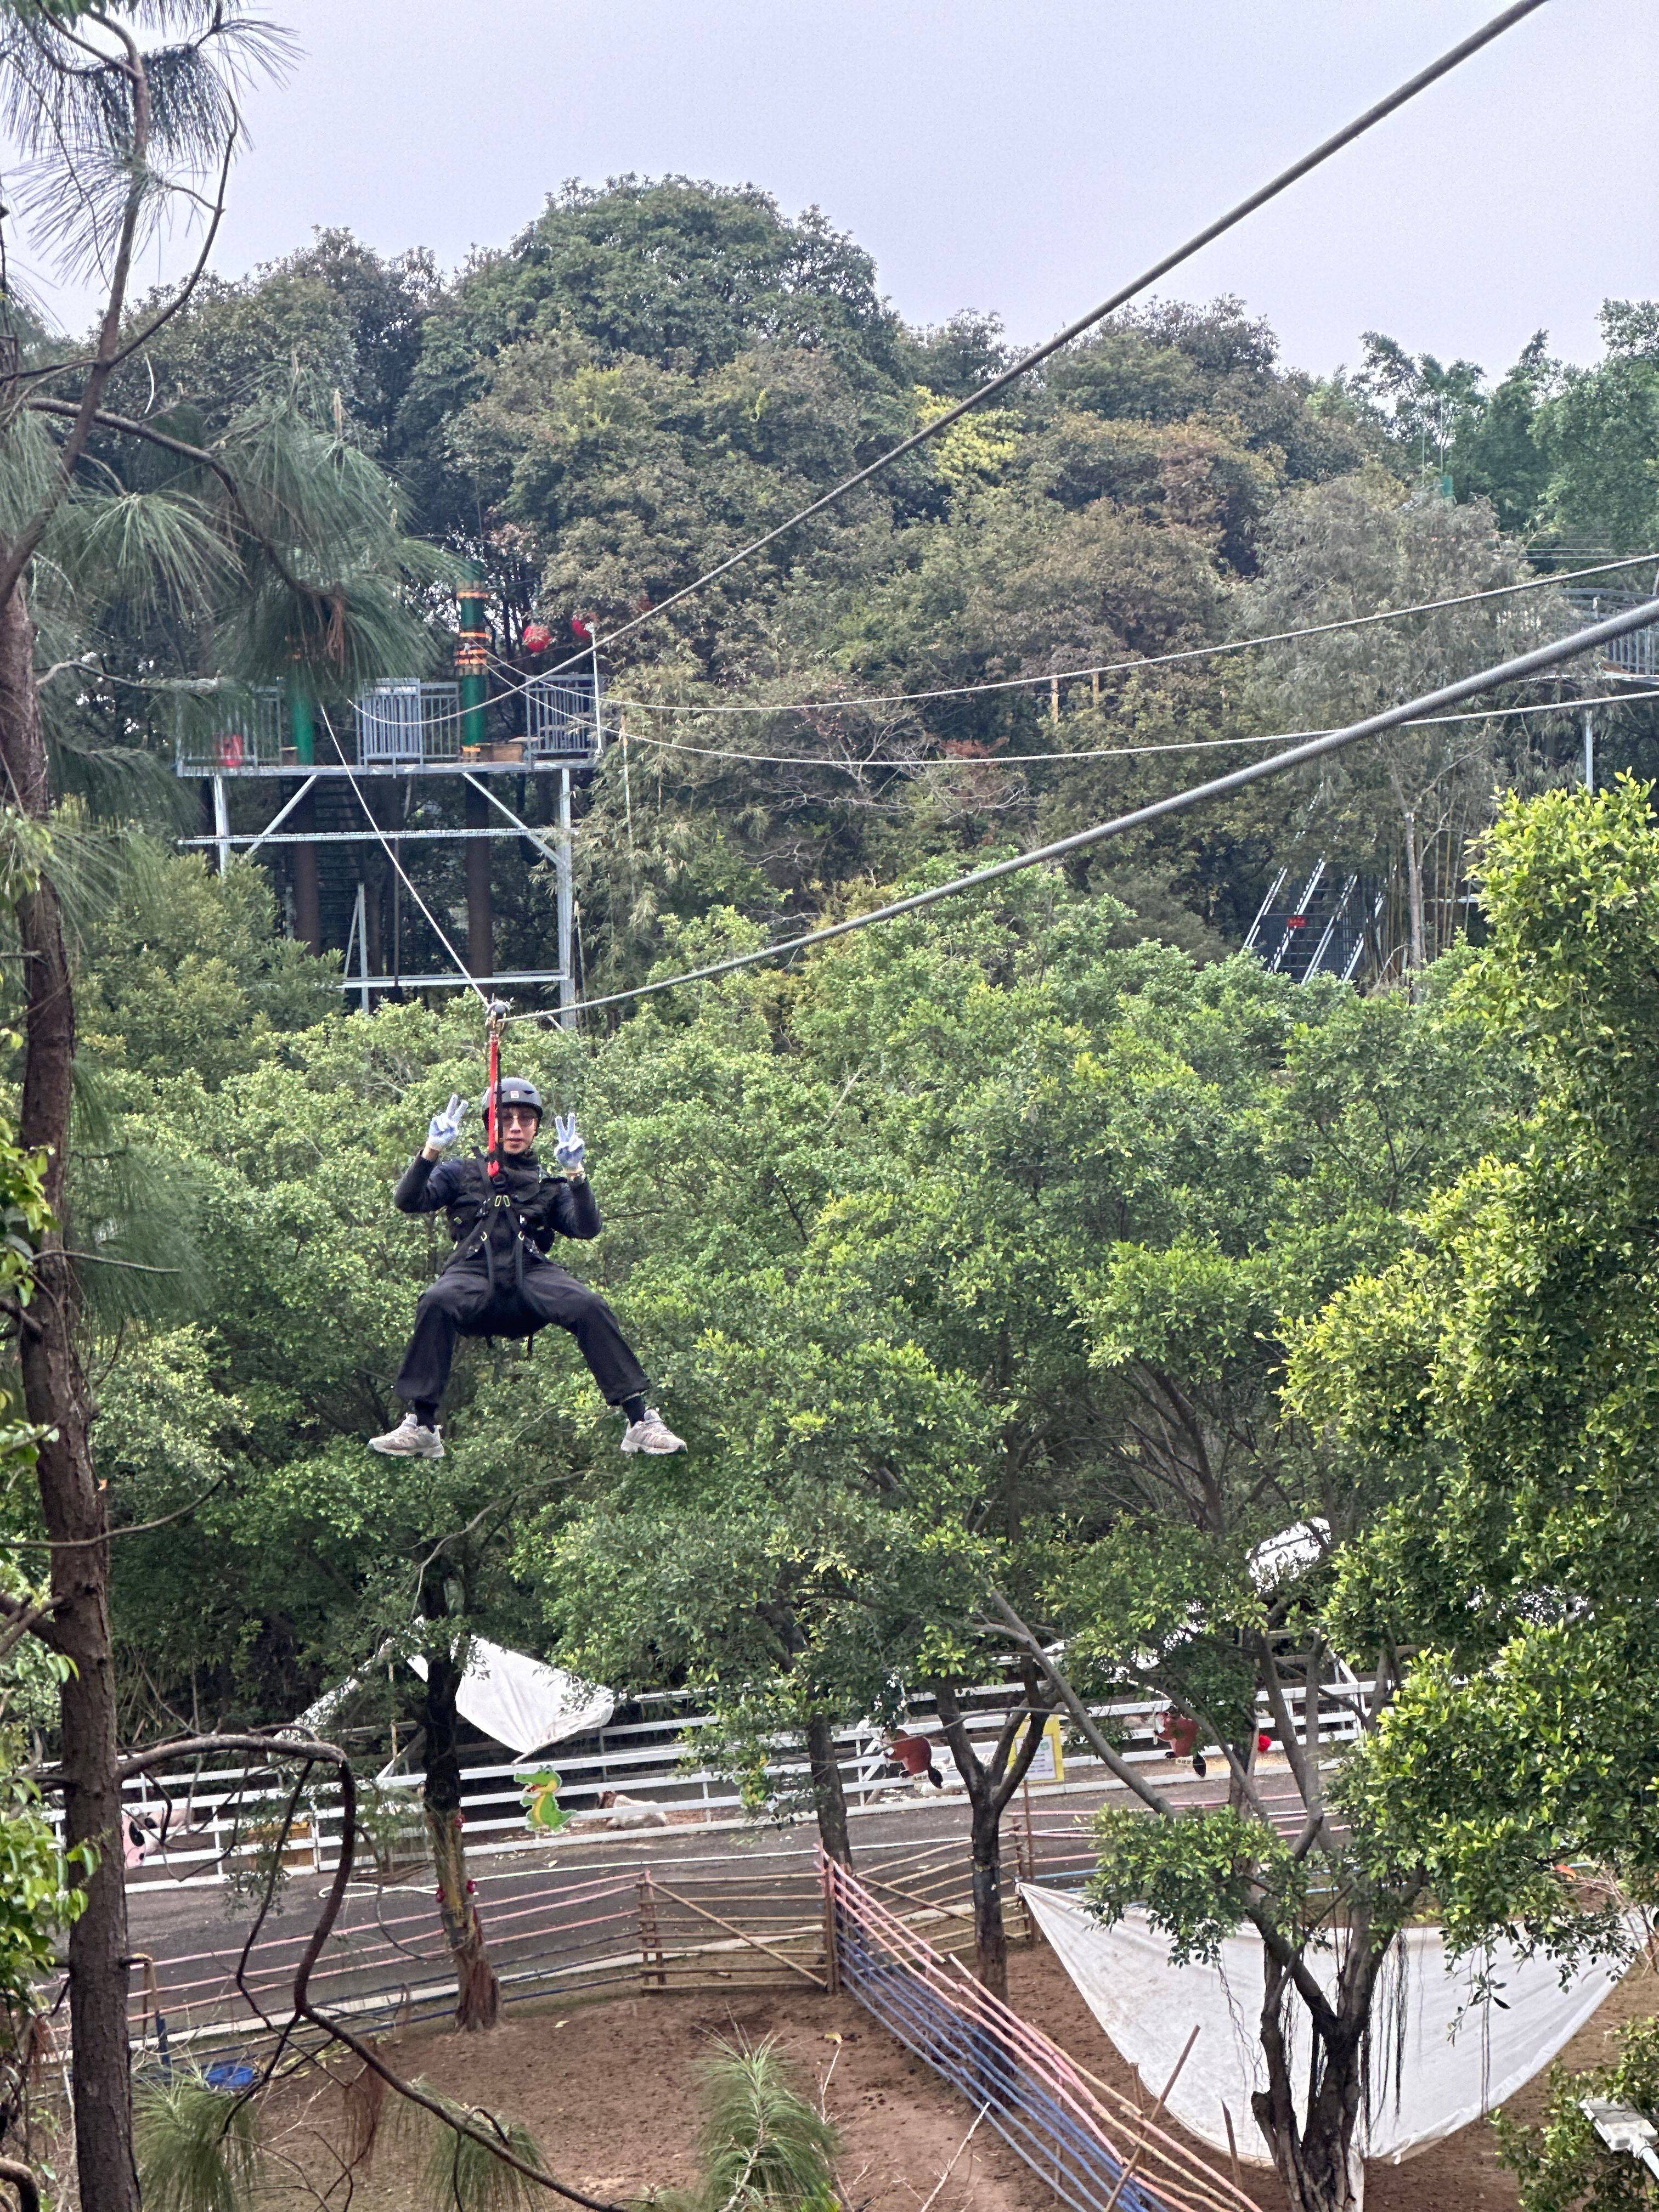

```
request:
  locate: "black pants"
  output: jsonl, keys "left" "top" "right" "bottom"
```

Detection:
{"left": 394, "top": 1260, "right": 649, "bottom": 1414}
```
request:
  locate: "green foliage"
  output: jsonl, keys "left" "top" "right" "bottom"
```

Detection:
{"left": 1495, "top": 2015, "right": 1659, "bottom": 2212}
{"left": 1291, "top": 778, "right": 1659, "bottom": 1948}
{"left": 133, "top": 2074, "right": 260, "bottom": 2212}
{"left": 652, "top": 2038, "right": 840, "bottom": 2212}
{"left": 1088, "top": 1805, "right": 1305, "bottom": 1965}
{"left": 414, "top": 2096, "right": 546, "bottom": 2212}
{"left": 77, "top": 841, "right": 333, "bottom": 1085}
{"left": 0, "top": 1750, "right": 91, "bottom": 2015}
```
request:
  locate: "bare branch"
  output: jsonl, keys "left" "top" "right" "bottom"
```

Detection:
{"left": 5, "top": 1469, "right": 228, "bottom": 1550}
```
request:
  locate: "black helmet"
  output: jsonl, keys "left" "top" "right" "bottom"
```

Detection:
{"left": 484, "top": 1076, "right": 543, "bottom": 1126}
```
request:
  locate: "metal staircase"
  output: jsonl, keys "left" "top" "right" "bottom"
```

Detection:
{"left": 1243, "top": 861, "right": 1380, "bottom": 984}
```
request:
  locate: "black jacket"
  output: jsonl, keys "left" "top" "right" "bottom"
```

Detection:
{"left": 394, "top": 1148, "right": 601, "bottom": 1284}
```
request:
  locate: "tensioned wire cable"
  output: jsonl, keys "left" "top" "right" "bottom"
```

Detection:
{"left": 595, "top": 553, "right": 1659, "bottom": 721}
{"left": 504, "top": 591, "right": 1659, "bottom": 1026}
{"left": 315, "top": 701, "right": 488, "bottom": 1005}
{"left": 380, "top": 544, "right": 1659, "bottom": 738}
{"left": 603, "top": 686, "right": 1659, "bottom": 771}
{"left": 526, "top": 0, "right": 1549, "bottom": 686}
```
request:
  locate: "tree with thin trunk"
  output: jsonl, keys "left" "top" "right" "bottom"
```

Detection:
{"left": 416, "top": 1574, "right": 501, "bottom": 2030}
{"left": 931, "top": 1664, "right": 1053, "bottom": 1999}
{"left": 0, "top": 15, "right": 287, "bottom": 2201}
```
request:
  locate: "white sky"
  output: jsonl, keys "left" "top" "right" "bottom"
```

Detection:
{"left": 25, "top": 1, "right": 1659, "bottom": 382}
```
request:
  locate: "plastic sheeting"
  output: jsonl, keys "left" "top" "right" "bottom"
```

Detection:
{"left": 1022, "top": 1885, "right": 1636, "bottom": 2166}
{"left": 405, "top": 1639, "right": 614, "bottom": 1759}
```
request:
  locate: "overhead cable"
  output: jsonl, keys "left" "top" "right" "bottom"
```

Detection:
{"left": 535, "top": 0, "right": 1548, "bottom": 681}
{"left": 507, "top": 591, "right": 1659, "bottom": 1026}
{"left": 602, "top": 553, "right": 1659, "bottom": 720}
{"left": 617, "top": 686, "right": 1659, "bottom": 772}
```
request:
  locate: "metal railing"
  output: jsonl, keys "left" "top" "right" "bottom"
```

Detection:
{"left": 1560, "top": 588, "right": 1659, "bottom": 681}
{"left": 123, "top": 1826, "right": 1010, "bottom": 2064}
{"left": 174, "top": 687, "right": 284, "bottom": 772}
{"left": 524, "top": 670, "right": 603, "bottom": 761}
{"left": 354, "top": 680, "right": 462, "bottom": 765}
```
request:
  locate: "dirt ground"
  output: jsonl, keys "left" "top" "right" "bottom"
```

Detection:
{"left": 254, "top": 1944, "right": 1659, "bottom": 2211}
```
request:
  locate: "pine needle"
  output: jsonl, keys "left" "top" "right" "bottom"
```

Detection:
{"left": 134, "top": 2074, "right": 261, "bottom": 2212}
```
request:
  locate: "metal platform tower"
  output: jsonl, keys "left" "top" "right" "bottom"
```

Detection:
{"left": 175, "top": 584, "right": 602, "bottom": 1020}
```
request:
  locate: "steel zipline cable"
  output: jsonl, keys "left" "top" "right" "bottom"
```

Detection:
{"left": 504, "top": 591, "right": 1659, "bottom": 1026}
{"left": 596, "top": 552, "right": 1659, "bottom": 721}
{"left": 528, "top": 0, "right": 1548, "bottom": 684}
{"left": 607, "top": 687, "right": 1659, "bottom": 772}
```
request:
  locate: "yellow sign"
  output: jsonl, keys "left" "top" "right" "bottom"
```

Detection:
{"left": 1025, "top": 1716, "right": 1066, "bottom": 1785}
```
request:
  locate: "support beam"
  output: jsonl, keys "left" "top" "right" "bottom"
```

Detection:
{"left": 460, "top": 768, "right": 575, "bottom": 1024}
{"left": 558, "top": 768, "right": 575, "bottom": 1028}
{"left": 211, "top": 775, "right": 230, "bottom": 875}
{"left": 240, "top": 773, "right": 318, "bottom": 862}
{"left": 179, "top": 825, "right": 543, "bottom": 849}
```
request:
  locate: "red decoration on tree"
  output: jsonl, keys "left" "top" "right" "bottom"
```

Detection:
{"left": 570, "top": 613, "right": 592, "bottom": 642}
{"left": 522, "top": 622, "right": 552, "bottom": 655}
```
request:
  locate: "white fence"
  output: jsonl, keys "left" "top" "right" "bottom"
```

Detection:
{"left": 105, "top": 1669, "right": 1370, "bottom": 1892}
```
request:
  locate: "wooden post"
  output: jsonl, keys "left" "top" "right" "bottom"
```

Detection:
{"left": 637, "top": 1872, "right": 665, "bottom": 1993}
{"left": 1050, "top": 675, "right": 1060, "bottom": 726}
{"left": 821, "top": 1859, "right": 841, "bottom": 1996}
{"left": 1222, "top": 2103, "right": 1243, "bottom": 2193}
{"left": 1102, "top": 2025, "right": 1202, "bottom": 2212}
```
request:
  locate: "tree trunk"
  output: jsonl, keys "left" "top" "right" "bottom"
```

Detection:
{"left": 1402, "top": 805, "right": 1426, "bottom": 980}
{"left": 968, "top": 1797, "right": 1009, "bottom": 2001}
{"left": 805, "top": 1711, "right": 851, "bottom": 1867}
{"left": 1252, "top": 1954, "right": 1369, "bottom": 2212}
{"left": 465, "top": 778, "right": 493, "bottom": 979}
{"left": 0, "top": 578, "right": 139, "bottom": 2211}
{"left": 421, "top": 1651, "right": 499, "bottom": 2031}
{"left": 291, "top": 789, "right": 320, "bottom": 952}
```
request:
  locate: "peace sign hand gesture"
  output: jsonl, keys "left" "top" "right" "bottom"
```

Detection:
{"left": 551, "top": 1111, "right": 586, "bottom": 1177}
{"left": 427, "top": 1093, "right": 470, "bottom": 1151}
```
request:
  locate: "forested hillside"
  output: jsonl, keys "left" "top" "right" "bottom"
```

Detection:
{"left": 63, "top": 179, "right": 1659, "bottom": 990}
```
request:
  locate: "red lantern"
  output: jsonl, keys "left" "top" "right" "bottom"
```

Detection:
{"left": 522, "top": 622, "right": 552, "bottom": 655}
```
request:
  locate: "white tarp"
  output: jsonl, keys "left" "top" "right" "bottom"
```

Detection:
{"left": 406, "top": 1640, "right": 614, "bottom": 1760}
{"left": 1022, "top": 1884, "right": 1636, "bottom": 2166}
{"left": 296, "top": 1640, "right": 613, "bottom": 1762}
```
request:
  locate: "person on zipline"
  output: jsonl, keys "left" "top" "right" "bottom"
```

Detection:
{"left": 369, "top": 1079, "right": 685, "bottom": 1461}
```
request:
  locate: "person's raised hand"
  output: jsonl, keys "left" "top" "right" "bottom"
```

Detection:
{"left": 552, "top": 1111, "right": 586, "bottom": 1176}
{"left": 427, "top": 1093, "right": 469, "bottom": 1151}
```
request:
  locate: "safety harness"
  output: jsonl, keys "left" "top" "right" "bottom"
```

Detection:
{"left": 452, "top": 999, "right": 549, "bottom": 1329}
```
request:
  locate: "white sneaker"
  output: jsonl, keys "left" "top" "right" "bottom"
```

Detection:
{"left": 369, "top": 1414, "right": 444, "bottom": 1460}
{"left": 620, "top": 1408, "right": 686, "bottom": 1456}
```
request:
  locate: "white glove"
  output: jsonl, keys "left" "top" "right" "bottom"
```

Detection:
{"left": 427, "top": 1094, "right": 470, "bottom": 1150}
{"left": 551, "top": 1111, "right": 586, "bottom": 1176}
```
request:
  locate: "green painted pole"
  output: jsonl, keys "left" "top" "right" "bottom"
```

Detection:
{"left": 458, "top": 575, "right": 489, "bottom": 753}
{"left": 284, "top": 674, "right": 321, "bottom": 950}
{"left": 286, "top": 677, "right": 315, "bottom": 764}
